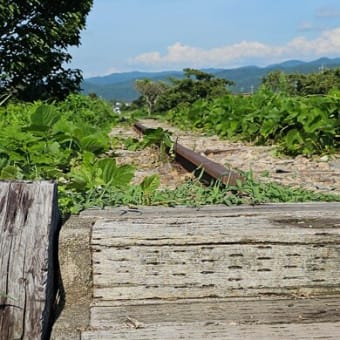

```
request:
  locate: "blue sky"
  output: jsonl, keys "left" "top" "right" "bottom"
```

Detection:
{"left": 69, "top": 0, "right": 340, "bottom": 77}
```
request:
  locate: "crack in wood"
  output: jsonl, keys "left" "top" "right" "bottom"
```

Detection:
{"left": 0, "top": 181, "right": 59, "bottom": 339}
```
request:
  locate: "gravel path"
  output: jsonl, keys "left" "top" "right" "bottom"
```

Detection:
{"left": 110, "top": 119, "right": 340, "bottom": 195}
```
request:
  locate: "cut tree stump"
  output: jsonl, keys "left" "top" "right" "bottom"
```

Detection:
{"left": 81, "top": 203, "right": 340, "bottom": 339}
{"left": 0, "top": 181, "right": 60, "bottom": 340}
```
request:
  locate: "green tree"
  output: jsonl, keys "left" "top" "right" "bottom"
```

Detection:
{"left": 0, "top": 0, "right": 93, "bottom": 101}
{"left": 156, "top": 68, "right": 234, "bottom": 112}
{"left": 300, "top": 68, "right": 340, "bottom": 95}
{"left": 135, "top": 79, "right": 168, "bottom": 115}
{"left": 262, "top": 68, "right": 340, "bottom": 95}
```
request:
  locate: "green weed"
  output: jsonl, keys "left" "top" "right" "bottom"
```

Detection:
{"left": 59, "top": 171, "right": 340, "bottom": 215}
{"left": 166, "top": 88, "right": 340, "bottom": 156}
{"left": 1, "top": 94, "right": 339, "bottom": 217}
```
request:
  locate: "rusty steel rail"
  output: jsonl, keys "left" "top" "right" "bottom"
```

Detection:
{"left": 134, "top": 122, "right": 244, "bottom": 186}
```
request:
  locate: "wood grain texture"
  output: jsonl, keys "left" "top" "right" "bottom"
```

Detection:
{"left": 0, "top": 181, "right": 60, "bottom": 340}
{"left": 81, "top": 321, "right": 340, "bottom": 340}
{"left": 89, "top": 297, "right": 340, "bottom": 327}
{"left": 80, "top": 202, "right": 340, "bottom": 219}
{"left": 84, "top": 203, "right": 340, "bottom": 339}
{"left": 91, "top": 204, "right": 340, "bottom": 301}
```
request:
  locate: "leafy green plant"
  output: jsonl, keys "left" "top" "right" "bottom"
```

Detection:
{"left": 68, "top": 152, "right": 134, "bottom": 191}
{"left": 140, "top": 174, "right": 160, "bottom": 204}
{"left": 1, "top": 93, "right": 339, "bottom": 216}
{"left": 0, "top": 94, "right": 130, "bottom": 214}
{"left": 234, "top": 171, "right": 339, "bottom": 204}
{"left": 166, "top": 88, "right": 340, "bottom": 156}
{"left": 133, "top": 127, "right": 174, "bottom": 160}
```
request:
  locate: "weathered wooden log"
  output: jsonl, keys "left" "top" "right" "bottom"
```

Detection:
{"left": 82, "top": 203, "right": 340, "bottom": 339}
{"left": 0, "top": 181, "right": 60, "bottom": 340}
{"left": 82, "top": 320, "right": 340, "bottom": 340}
{"left": 90, "top": 203, "right": 340, "bottom": 301}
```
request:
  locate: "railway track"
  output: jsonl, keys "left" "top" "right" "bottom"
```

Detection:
{"left": 134, "top": 121, "right": 244, "bottom": 187}
{"left": 110, "top": 119, "right": 340, "bottom": 195}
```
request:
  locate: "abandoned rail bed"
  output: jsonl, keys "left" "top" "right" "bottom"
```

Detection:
{"left": 1, "top": 119, "right": 340, "bottom": 339}
{"left": 134, "top": 121, "right": 244, "bottom": 186}
{"left": 113, "top": 119, "right": 340, "bottom": 194}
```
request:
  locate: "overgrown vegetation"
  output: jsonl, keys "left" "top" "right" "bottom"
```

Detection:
{"left": 65, "top": 172, "right": 339, "bottom": 212}
{"left": 133, "top": 68, "right": 339, "bottom": 156}
{"left": 0, "top": 94, "right": 128, "bottom": 214}
{"left": 262, "top": 68, "right": 340, "bottom": 96}
{"left": 166, "top": 87, "right": 340, "bottom": 156}
{"left": 1, "top": 56, "right": 339, "bottom": 216}
{"left": 1, "top": 94, "right": 338, "bottom": 215}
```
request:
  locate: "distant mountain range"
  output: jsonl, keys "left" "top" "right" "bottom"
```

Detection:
{"left": 82, "top": 57, "right": 340, "bottom": 102}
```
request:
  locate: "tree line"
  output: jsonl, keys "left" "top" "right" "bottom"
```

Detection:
{"left": 262, "top": 68, "right": 340, "bottom": 96}
{"left": 134, "top": 68, "right": 340, "bottom": 115}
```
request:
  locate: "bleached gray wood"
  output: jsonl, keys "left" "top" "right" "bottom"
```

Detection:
{"left": 81, "top": 321, "right": 340, "bottom": 340}
{"left": 91, "top": 215, "right": 340, "bottom": 246}
{"left": 91, "top": 204, "right": 340, "bottom": 301}
{"left": 85, "top": 203, "right": 340, "bottom": 339}
{"left": 0, "top": 181, "right": 60, "bottom": 340}
{"left": 93, "top": 243, "right": 340, "bottom": 301}
{"left": 80, "top": 202, "right": 340, "bottom": 219}
{"left": 88, "top": 297, "right": 340, "bottom": 327}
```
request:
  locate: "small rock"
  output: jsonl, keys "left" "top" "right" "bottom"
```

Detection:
{"left": 329, "top": 160, "right": 340, "bottom": 169}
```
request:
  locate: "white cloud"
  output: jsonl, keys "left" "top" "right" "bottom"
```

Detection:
{"left": 129, "top": 27, "right": 340, "bottom": 70}
{"left": 286, "top": 28, "right": 340, "bottom": 56}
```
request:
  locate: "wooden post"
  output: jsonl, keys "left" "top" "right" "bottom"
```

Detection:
{"left": 0, "top": 181, "right": 60, "bottom": 340}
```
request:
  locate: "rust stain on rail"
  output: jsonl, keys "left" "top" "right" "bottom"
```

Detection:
{"left": 134, "top": 122, "right": 244, "bottom": 186}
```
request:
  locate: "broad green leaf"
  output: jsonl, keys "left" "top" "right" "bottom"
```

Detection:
{"left": 79, "top": 134, "right": 108, "bottom": 153}
{"left": 96, "top": 158, "right": 135, "bottom": 188}
{"left": 96, "top": 158, "right": 117, "bottom": 185}
{"left": 30, "top": 104, "right": 61, "bottom": 128}
{"left": 68, "top": 166, "right": 95, "bottom": 190}
{"left": 283, "top": 129, "right": 304, "bottom": 153}
{"left": 0, "top": 157, "right": 8, "bottom": 170}
{"left": 46, "top": 141, "right": 62, "bottom": 155}
{"left": 140, "top": 174, "right": 160, "bottom": 194}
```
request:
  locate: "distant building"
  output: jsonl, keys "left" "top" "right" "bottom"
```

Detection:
{"left": 113, "top": 102, "right": 121, "bottom": 114}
